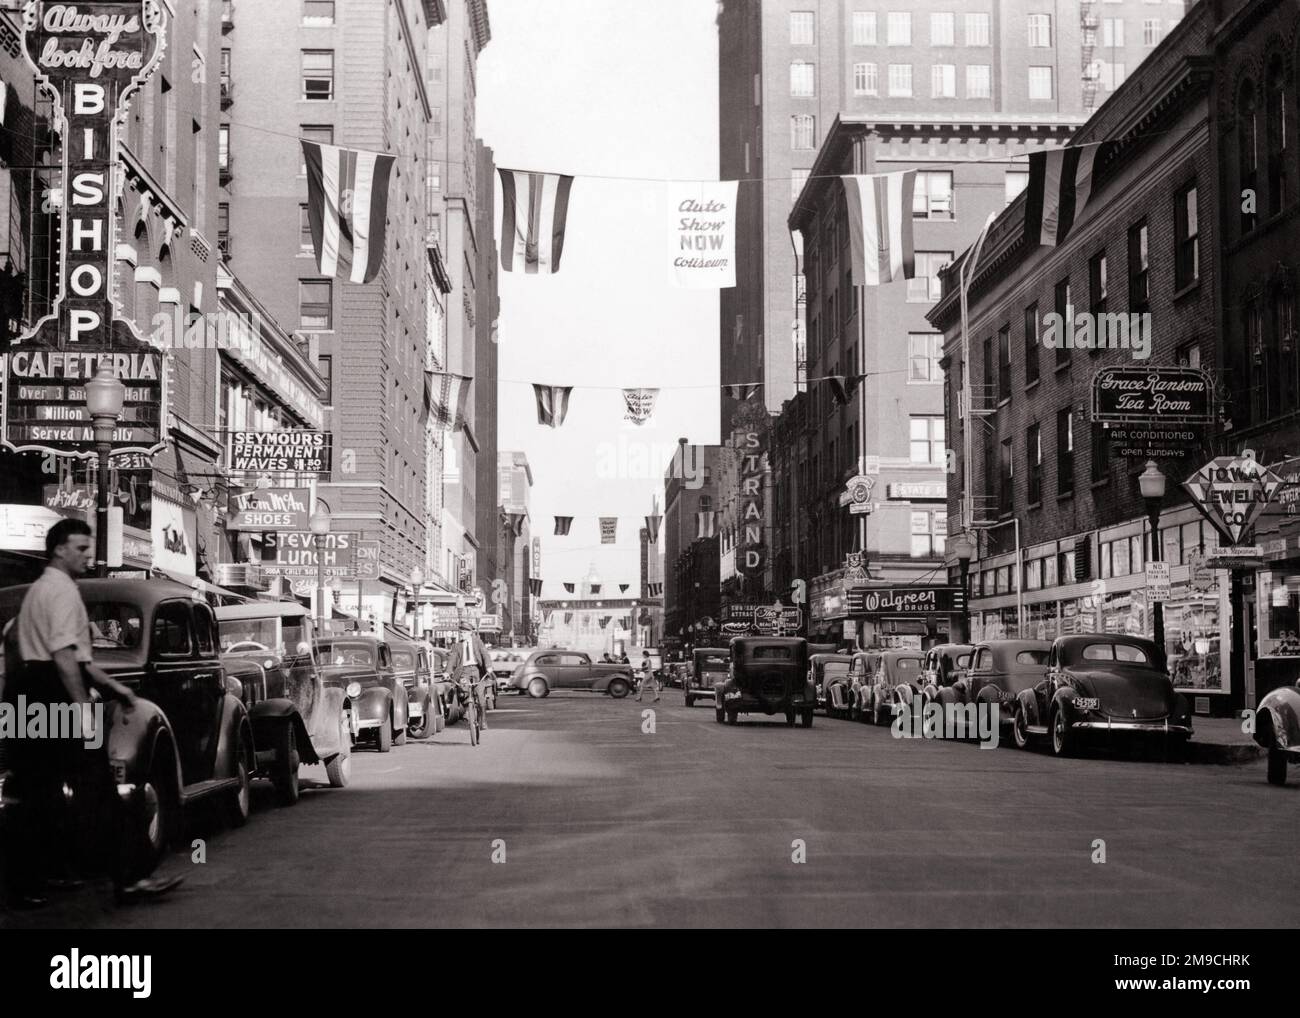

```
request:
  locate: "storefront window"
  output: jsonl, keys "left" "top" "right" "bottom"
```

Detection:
{"left": 1025, "top": 558, "right": 1042, "bottom": 591}
{"left": 1161, "top": 526, "right": 1181, "bottom": 565}
{"left": 1181, "top": 521, "right": 1204, "bottom": 559}
{"left": 1043, "top": 554, "right": 1057, "bottom": 589}
{"left": 1112, "top": 538, "right": 1130, "bottom": 577}
{"left": 1129, "top": 534, "right": 1144, "bottom": 572}
{"left": 1100, "top": 542, "right": 1112, "bottom": 579}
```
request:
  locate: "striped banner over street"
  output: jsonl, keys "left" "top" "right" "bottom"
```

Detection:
{"left": 302, "top": 141, "right": 396, "bottom": 284}
{"left": 841, "top": 170, "right": 916, "bottom": 286}
{"left": 498, "top": 168, "right": 575, "bottom": 273}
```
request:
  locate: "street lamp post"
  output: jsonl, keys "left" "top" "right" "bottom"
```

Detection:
{"left": 85, "top": 365, "right": 126, "bottom": 578}
{"left": 410, "top": 566, "right": 424, "bottom": 635}
{"left": 310, "top": 503, "right": 331, "bottom": 624}
{"left": 1138, "top": 460, "right": 1167, "bottom": 654}
{"left": 950, "top": 530, "right": 977, "bottom": 643}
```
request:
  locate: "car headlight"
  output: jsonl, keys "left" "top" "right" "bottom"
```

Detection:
{"left": 1072, "top": 697, "right": 1100, "bottom": 711}
{"left": 346, "top": 681, "right": 362, "bottom": 698}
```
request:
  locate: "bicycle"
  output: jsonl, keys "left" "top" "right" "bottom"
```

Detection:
{"left": 458, "top": 671, "right": 485, "bottom": 746}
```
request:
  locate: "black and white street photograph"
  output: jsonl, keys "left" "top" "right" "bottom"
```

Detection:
{"left": 0, "top": 0, "right": 1293, "bottom": 993}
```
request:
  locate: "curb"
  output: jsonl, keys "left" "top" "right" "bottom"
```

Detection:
{"left": 1186, "top": 740, "right": 1264, "bottom": 765}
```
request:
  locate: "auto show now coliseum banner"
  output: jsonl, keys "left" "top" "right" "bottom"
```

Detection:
{"left": 1, "top": 2, "right": 169, "bottom": 458}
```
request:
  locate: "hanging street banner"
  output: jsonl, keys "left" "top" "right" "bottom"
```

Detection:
{"left": 1091, "top": 366, "right": 1214, "bottom": 424}
{"left": 622, "top": 387, "right": 659, "bottom": 426}
{"left": 668, "top": 180, "right": 738, "bottom": 288}
{"left": 260, "top": 531, "right": 358, "bottom": 578}
{"left": 2, "top": 2, "right": 169, "bottom": 458}
{"left": 599, "top": 516, "right": 617, "bottom": 544}
{"left": 226, "top": 486, "right": 311, "bottom": 531}
{"left": 231, "top": 430, "right": 331, "bottom": 473}
{"left": 1183, "top": 454, "right": 1283, "bottom": 546}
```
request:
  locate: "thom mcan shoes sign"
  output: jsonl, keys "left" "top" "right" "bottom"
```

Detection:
{"left": 1, "top": 2, "right": 169, "bottom": 458}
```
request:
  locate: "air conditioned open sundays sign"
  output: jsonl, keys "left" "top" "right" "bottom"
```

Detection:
{"left": 1, "top": 2, "right": 170, "bottom": 458}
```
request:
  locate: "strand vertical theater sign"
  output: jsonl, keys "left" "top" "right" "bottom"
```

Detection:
{"left": 0, "top": 2, "right": 168, "bottom": 457}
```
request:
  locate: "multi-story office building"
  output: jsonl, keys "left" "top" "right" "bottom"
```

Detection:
{"left": 717, "top": 1, "right": 1176, "bottom": 616}
{"left": 663, "top": 443, "right": 723, "bottom": 642}
{"left": 214, "top": 265, "right": 331, "bottom": 596}
{"left": 222, "top": 0, "right": 443, "bottom": 621}
{"left": 785, "top": 114, "right": 1075, "bottom": 646}
{"left": 495, "top": 450, "right": 532, "bottom": 639}
{"left": 928, "top": 4, "right": 1225, "bottom": 702}
{"left": 427, "top": 0, "right": 491, "bottom": 595}
{"left": 475, "top": 140, "right": 501, "bottom": 595}
{"left": 0, "top": 3, "right": 224, "bottom": 586}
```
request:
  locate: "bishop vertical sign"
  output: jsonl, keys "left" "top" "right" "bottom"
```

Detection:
{"left": 1, "top": 2, "right": 169, "bottom": 458}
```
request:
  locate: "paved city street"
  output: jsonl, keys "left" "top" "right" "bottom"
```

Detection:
{"left": 6, "top": 693, "right": 1292, "bottom": 930}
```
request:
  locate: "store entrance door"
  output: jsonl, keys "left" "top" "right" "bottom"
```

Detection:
{"left": 1243, "top": 591, "right": 1257, "bottom": 707}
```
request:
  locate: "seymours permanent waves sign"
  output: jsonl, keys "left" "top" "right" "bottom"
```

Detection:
{"left": 1, "top": 2, "right": 168, "bottom": 458}
{"left": 230, "top": 431, "right": 331, "bottom": 473}
{"left": 847, "top": 586, "right": 967, "bottom": 616}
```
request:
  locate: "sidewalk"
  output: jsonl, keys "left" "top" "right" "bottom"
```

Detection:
{"left": 1187, "top": 716, "right": 1263, "bottom": 765}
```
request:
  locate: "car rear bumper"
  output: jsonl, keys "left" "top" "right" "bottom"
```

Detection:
{"left": 688, "top": 688, "right": 716, "bottom": 698}
{"left": 1071, "top": 718, "right": 1192, "bottom": 735}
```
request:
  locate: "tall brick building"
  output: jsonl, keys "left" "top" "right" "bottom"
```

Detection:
{"left": 1210, "top": 0, "right": 1300, "bottom": 706}
{"left": 928, "top": 2, "right": 1230, "bottom": 708}
{"left": 222, "top": 0, "right": 443, "bottom": 620}
{"left": 717, "top": 1, "right": 1181, "bottom": 626}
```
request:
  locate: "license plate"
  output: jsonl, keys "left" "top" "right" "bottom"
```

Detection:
{"left": 110, "top": 760, "right": 126, "bottom": 782}
{"left": 1072, "top": 697, "right": 1100, "bottom": 711}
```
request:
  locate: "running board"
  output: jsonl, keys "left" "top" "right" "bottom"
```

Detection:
{"left": 179, "top": 776, "right": 242, "bottom": 805}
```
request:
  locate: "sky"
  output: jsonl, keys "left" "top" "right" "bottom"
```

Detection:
{"left": 478, "top": 0, "right": 721, "bottom": 600}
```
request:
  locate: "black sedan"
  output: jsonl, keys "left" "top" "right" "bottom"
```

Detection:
{"left": 1011, "top": 634, "right": 1193, "bottom": 759}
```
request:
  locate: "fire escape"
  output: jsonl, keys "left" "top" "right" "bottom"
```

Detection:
{"left": 1080, "top": 0, "right": 1100, "bottom": 113}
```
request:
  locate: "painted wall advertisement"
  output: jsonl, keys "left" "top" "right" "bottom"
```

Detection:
{"left": 151, "top": 495, "right": 195, "bottom": 576}
{"left": 2, "top": 2, "right": 169, "bottom": 458}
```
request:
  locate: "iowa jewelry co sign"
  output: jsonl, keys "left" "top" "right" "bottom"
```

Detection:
{"left": 1184, "top": 454, "right": 1283, "bottom": 546}
{"left": 1, "top": 2, "right": 168, "bottom": 458}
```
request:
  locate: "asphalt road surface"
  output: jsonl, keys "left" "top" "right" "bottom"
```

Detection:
{"left": 5, "top": 691, "right": 1296, "bottom": 928}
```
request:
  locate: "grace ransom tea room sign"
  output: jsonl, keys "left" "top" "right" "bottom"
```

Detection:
{"left": 1090, "top": 366, "right": 1213, "bottom": 460}
{"left": 0, "top": 2, "right": 169, "bottom": 458}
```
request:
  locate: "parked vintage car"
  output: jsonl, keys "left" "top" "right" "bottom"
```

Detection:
{"left": 847, "top": 651, "right": 882, "bottom": 722}
{"left": 810, "top": 653, "right": 854, "bottom": 718}
{"left": 1252, "top": 679, "right": 1300, "bottom": 785}
{"left": 0, "top": 579, "right": 255, "bottom": 879}
{"left": 714, "top": 636, "right": 815, "bottom": 727}
{"left": 861, "top": 650, "right": 926, "bottom": 725}
{"left": 428, "top": 645, "right": 462, "bottom": 721}
{"left": 686, "top": 647, "right": 729, "bottom": 707}
{"left": 490, "top": 647, "right": 530, "bottom": 693}
{"left": 510, "top": 649, "right": 635, "bottom": 698}
{"left": 919, "top": 643, "right": 975, "bottom": 701}
{"left": 390, "top": 639, "right": 441, "bottom": 739}
{"left": 315, "top": 636, "right": 409, "bottom": 751}
{"left": 215, "top": 601, "right": 353, "bottom": 800}
{"left": 932, "top": 640, "right": 1053, "bottom": 740}
{"left": 1010, "top": 634, "right": 1193, "bottom": 758}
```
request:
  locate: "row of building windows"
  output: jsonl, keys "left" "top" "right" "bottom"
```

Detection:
{"left": 791, "top": 7, "right": 1179, "bottom": 48}
{"left": 788, "top": 65, "right": 1054, "bottom": 106}
{"left": 978, "top": 519, "right": 1212, "bottom": 597}
{"left": 973, "top": 184, "right": 1198, "bottom": 401}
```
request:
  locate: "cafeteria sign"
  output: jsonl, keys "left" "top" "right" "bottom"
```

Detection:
{"left": 2, "top": 2, "right": 169, "bottom": 458}
{"left": 1184, "top": 454, "right": 1282, "bottom": 545}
